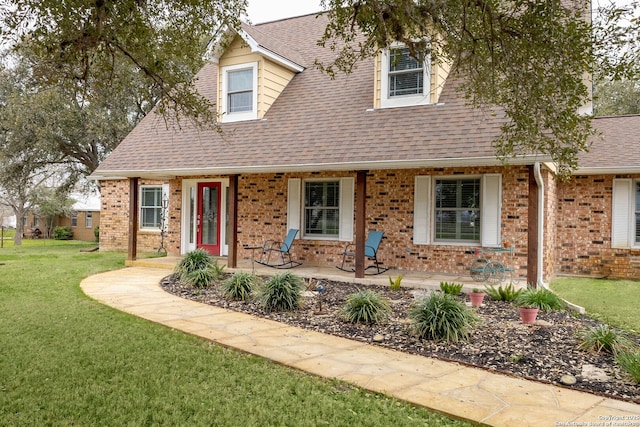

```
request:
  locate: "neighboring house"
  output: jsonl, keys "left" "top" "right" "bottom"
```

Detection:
{"left": 23, "top": 193, "right": 101, "bottom": 241}
{"left": 57, "top": 193, "right": 101, "bottom": 241}
{"left": 91, "top": 12, "right": 640, "bottom": 282}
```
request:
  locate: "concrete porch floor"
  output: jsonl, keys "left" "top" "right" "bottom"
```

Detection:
{"left": 126, "top": 255, "right": 511, "bottom": 291}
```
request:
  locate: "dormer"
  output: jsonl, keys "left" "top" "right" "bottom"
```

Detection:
{"left": 374, "top": 41, "right": 450, "bottom": 109}
{"left": 209, "top": 23, "right": 306, "bottom": 123}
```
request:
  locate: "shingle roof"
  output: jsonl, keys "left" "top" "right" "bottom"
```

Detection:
{"left": 578, "top": 115, "right": 640, "bottom": 174}
{"left": 94, "top": 13, "right": 554, "bottom": 179}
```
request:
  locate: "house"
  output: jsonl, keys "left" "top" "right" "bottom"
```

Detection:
{"left": 57, "top": 193, "right": 101, "bottom": 241}
{"left": 91, "top": 12, "right": 640, "bottom": 282}
{"left": 22, "top": 192, "right": 100, "bottom": 240}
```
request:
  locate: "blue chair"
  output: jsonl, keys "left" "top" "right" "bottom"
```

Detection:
{"left": 256, "top": 229, "right": 302, "bottom": 269}
{"left": 337, "top": 230, "right": 388, "bottom": 275}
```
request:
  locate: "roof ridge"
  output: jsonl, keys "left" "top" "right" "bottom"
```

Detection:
{"left": 252, "top": 10, "right": 325, "bottom": 26}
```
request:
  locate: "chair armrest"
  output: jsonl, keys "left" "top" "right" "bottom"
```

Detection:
{"left": 341, "top": 243, "right": 356, "bottom": 255}
{"left": 263, "top": 240, "right": 282, "bottom": 251}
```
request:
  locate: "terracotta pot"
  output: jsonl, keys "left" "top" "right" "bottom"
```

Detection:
{"left": 518, "top": 307, "right": 539, "bottom": 324}
{"left": 469, "top": 292, "right": 485, "bottom": 307}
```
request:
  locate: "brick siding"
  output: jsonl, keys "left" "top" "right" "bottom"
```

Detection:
{"left": 555, "top": 175, "right": 640, "bottom": 279}
{"left": 100, "top": 166, "right": 533, "bottom": 279}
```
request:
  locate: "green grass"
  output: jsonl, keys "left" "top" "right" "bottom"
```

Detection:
{"left": 0, "top": 242, "right": 469, "bottom": 426}
{"left": 551, "top": 277, "right": 640, "bottom": 333}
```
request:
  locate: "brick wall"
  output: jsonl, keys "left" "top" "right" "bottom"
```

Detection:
{"left": 99, "top": 179, "right": 166, "bottom": 253}
{"left": 101, "top": 166, "right": 535, "bottom": 278}
{"left": 235, "top": 166, "right": 531, "bottom": 278}
{"left": 555, "top": 174, "right": 640, "bottom": 278}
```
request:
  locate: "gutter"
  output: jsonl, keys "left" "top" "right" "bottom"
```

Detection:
{"left": 533, "top": 162, "right": 548, "bottom": 289}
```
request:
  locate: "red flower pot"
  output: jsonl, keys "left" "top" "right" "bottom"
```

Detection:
{"left": 518, "top": 307, "right": 539, "bottom": 324}
{"left": 469, "top": 292, "right": 485, "bottom": 307}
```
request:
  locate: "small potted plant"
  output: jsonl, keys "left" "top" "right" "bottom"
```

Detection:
{"left": 514, "top": 287, "right": 566, "bottom": 324}
{"left": 468, "top": 288, "right": 485, "bottom": 307}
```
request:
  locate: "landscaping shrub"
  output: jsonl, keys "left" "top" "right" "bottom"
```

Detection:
{"left": 388, "top": 275, "right": 403, "bottom": 291}
{"left": 616, "top": 350, "right": 640, "bottom": 383}
{"left": 410, "top": 292, "right": 480, "bottom": 342}
{"left": 578, "top": 324, "right": 633, "bottom": 355}
{"left": 53, "top": 226, "right": 73, "bottom": 240}
{"left": 182, "top": 267, "right": 215, "bottom": 289}
{"left": 515, "top": 288, "right": 566, "bottom": 311}
{"left": 484, "top": 283, "right": 522, "bottom": 302}
{"left": 222, "top": 272, "right": 259, "bottom": 301}
{"left": 210, "top": 259, "right": 225, "bottom": 281}
{"left": 175, "top": 249, "right": 216, "bottom": 288}
{"left": 439, "top": 281, "right": 463, "bottom": 295}
{"left": 93, "top": 225, "right": 100, "bottom": 242}
{"left": 259, "top": 272, "right": 304, "bottom": 312}
{"left": 340, "top": 290, "right": 391, "bottom": 324}
{"left": 175, "top": 248, "right": 213, "bottom": 276}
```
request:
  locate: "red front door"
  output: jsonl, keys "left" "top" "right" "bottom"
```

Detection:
{"left": 197, "top": 182, "right": 222, "bottom": 255}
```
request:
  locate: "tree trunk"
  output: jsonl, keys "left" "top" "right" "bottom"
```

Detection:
{"left": 13, "top": 207, "right": 25, "bottom": 246}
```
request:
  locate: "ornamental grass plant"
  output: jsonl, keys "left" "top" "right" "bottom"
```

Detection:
{"left": 515, "top": 288, "right": 566, "bottom": 311}
{"left": 578, "top": 324, "right": 633, "bottom": 355}
{"left": 439, "top": 281, "right": 463, "bottom": 295}
{"left": 222, "top": 272, "right": 259, "bottom": 301}
{"left": 616, "top": 350, "right": 640, "bottom": 383}
{"left": 259, "top": 271, "right": 305, "bottom": 312}
{"left": 410, "top": 292, "right": 480, "bottom": 342}
{"left": 484, "top": 283, "right": 522, "bottom": 302}
{"left": 340, "top": 290, "right": 391, "bottom": 325}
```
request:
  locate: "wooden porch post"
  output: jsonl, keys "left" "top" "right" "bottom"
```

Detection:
{"left": 527, "top": 166, "right": 539, "bottom": 286}
{"left": 128, "top": 177, "right": 139, "bottom": 262}
{"left": 227, "top": 175, "right": 239, "bottom": 268}
{"left": 355, "top": 170, "right": 367, "bottom": 278}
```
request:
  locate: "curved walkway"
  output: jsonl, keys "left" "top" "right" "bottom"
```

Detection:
{"left": 81, "top": 267, "right": 640, "bottom": 427}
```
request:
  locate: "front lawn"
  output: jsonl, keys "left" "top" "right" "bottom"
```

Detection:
{"left": 551, "top": 277, "right": 640, "bottom": 333}
{"left": 0, "top": 242, "right": 469, "bottom": 426}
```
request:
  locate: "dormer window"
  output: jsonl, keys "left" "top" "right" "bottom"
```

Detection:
{"left": 380, "top": 44, "right": 431, "bottom": 108}
{"left": 221, "top": 62, "right": 258, "bottom": 122}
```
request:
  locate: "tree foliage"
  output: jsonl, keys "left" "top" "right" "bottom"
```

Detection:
{"left": 318, "top": 0, "right": 640, "bottom": 176}
{"left": 1, "top": 0, "right": 639, "bottom": 178}
{"left": 0, "top": 61, "right": 77, "bottom": 244}
{"left": 1, "top": 0, "right": 247, "bottom": 126}
{"left": 594, "top": 78, "right": 640, "bottom": 117}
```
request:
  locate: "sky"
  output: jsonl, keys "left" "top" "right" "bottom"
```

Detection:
{"left": 245, "top": 1, "right": 636, "bottom": 24}
{"left": 246, "top": 0, "right": 323, "bottom": 24}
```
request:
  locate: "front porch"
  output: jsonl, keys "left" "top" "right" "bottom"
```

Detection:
{"left": 126, "top": 255, "right": 492, "bottom": 292}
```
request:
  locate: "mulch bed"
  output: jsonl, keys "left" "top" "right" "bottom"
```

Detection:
{"left": 160, "top": 273, "right": 640, "bottom": 403}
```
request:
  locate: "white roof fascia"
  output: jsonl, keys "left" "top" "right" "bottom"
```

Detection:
{"left": 573, "top": 167, "right": 640, "bottom": 175}
{"left": 237, "top": 29, "right": 304, "bottom": 72}
{"left": 91, "top": 155, "right": 551, "bottom": 180}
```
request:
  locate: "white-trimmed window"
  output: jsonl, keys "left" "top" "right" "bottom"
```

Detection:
{"left": 140, "top": 185, "right": 169, "bottom": 230}
{"left": 287, "top": 178, "right": 354, "bottom": 241}
{"left": 85, "top": 212, "right": 92, "bottom": 228}
{"left": 71, "top": 211, "right": 78, "bottom": 227}
{"left": 612, "top": 179, "right": 640, "bottom": 248}
{"left": 380, "top": 43, "right": 431, "bottom": 108}
{"left": 414, "top": 174, "right": 501, "bottom": 246}
{"left": 435, "top": 178, "right": 481, "bottom": 243}
{"left": 221, "top": 62, "right": 258, "bottom": 122}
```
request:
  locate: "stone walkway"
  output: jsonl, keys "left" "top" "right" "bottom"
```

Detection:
{"left": 81, "top": 266, "right": 640, "bottom": 427}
